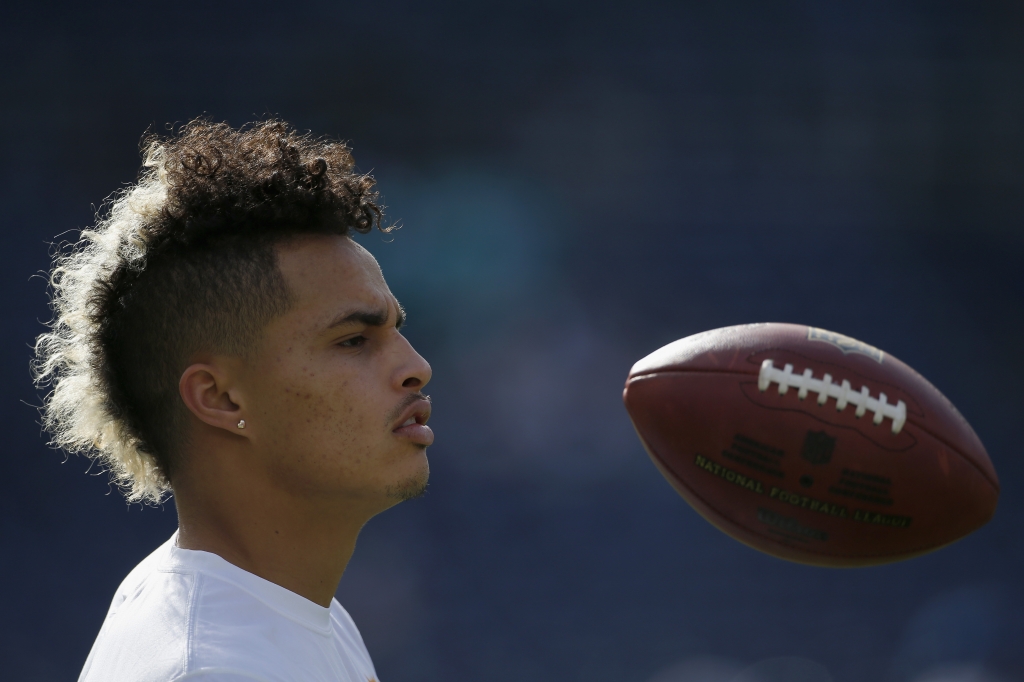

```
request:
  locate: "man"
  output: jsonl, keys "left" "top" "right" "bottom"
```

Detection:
{"left": 33, "top": 119, "right": 431, "bottom": 681}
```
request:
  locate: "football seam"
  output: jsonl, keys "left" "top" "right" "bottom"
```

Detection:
{"left": 629, "top": 367, "right": 756, "bottom": 380}
{"left": 628, "top": 369, "right": 1001, "bottom": 493}
{"left": 907, "top": 419, "right": 1000, "bottom": 493}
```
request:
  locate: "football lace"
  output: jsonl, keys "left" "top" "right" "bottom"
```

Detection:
{"left": 757, "top": 359, "right": 907, "bottom": 435}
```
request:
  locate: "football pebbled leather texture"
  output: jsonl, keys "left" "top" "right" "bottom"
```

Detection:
{"left": 624, "top": 323, "right": 999, "bottom": 567}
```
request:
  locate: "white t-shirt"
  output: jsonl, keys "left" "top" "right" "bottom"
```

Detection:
{"left": 78, "top": 533, "right": 379, "bottom": 682}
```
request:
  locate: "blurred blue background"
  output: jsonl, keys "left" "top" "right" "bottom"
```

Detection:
{"left": 2, "top": 1, "right": 1022, "bottom": 681}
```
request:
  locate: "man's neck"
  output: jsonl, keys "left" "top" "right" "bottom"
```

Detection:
{"left": 172, "top": 449, "right": 379, "bottom": 607}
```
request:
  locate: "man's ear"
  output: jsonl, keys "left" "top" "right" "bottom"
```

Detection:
{"left": 179, "top": 361, "right": 247, "bottom": 435}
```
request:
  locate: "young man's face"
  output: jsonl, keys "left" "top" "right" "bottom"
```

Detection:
{"left": 237, "top": 234, "right": 432, "bottom": 509}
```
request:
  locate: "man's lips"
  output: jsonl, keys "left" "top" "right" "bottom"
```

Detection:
{"left": 391, "top": 398, "right": 433, "bottom": 446}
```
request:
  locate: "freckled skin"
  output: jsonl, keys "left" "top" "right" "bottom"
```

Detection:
{"left": 239, "top": 236, "right": 431, "bottom": 504}
{"left": 173, "top": 234, "right": 432, "bottom": 606}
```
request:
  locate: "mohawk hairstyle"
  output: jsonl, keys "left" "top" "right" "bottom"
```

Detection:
{"left": 33, "top": 119, "right": 387, "bottom": 503}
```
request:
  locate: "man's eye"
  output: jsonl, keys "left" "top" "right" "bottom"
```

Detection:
{"left": 338, "top": 335, "right": 367, "bottom": 348}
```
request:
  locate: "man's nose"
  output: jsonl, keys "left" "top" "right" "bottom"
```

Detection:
{"left": 396, "top": 337, "right": 431, "bottom": 390}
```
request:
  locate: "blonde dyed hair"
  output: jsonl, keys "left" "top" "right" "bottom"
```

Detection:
{"left": 33, "top": 119, "right": 384, "bottom": 504}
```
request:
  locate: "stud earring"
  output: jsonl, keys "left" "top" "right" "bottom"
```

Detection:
{"left": 237, "top": 419, "right": 246, "bottom": 429}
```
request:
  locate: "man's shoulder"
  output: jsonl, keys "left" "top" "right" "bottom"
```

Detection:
{"left": 79, "top": 545, "right": 201, "bottom": 682}
{"left": 104, "top": 534, "right": 178, "bottom": 610}
{"left": 80, "top": 535, "right": 377, "bottom": 682}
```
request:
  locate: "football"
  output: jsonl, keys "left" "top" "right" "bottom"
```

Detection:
{"left": 623, "top": 323, "right": 999, "bottom": 566}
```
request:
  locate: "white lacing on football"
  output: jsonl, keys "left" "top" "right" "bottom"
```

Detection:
{"left": 757, "top": 359, "right": 907, "bottom": 434}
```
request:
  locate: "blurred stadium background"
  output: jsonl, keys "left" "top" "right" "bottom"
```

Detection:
{"left": 2, "top": 1, "right": 1022, "bottom": 681}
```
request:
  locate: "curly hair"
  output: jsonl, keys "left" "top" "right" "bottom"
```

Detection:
{"left": 33, "top": 119, "right": 387, "bottom": 504}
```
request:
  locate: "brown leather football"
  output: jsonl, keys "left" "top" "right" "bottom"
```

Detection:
{"left": 623, "top": 323, "right": 999, "bottom": 566}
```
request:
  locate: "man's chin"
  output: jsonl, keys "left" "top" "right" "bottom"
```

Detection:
{"left": 384, "top": 471, "right": 429, "bottom": 502}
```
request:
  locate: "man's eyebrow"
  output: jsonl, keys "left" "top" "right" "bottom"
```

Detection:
{"left": 326, "top": 302, "right": 406, "bottom": 331}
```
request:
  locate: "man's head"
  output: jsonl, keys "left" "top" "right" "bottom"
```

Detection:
{"left": 34, "top": 119, "right": 431, "bottom": 505}
{"left": 177, "top": 234, "right": 433, "bottom": 510}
